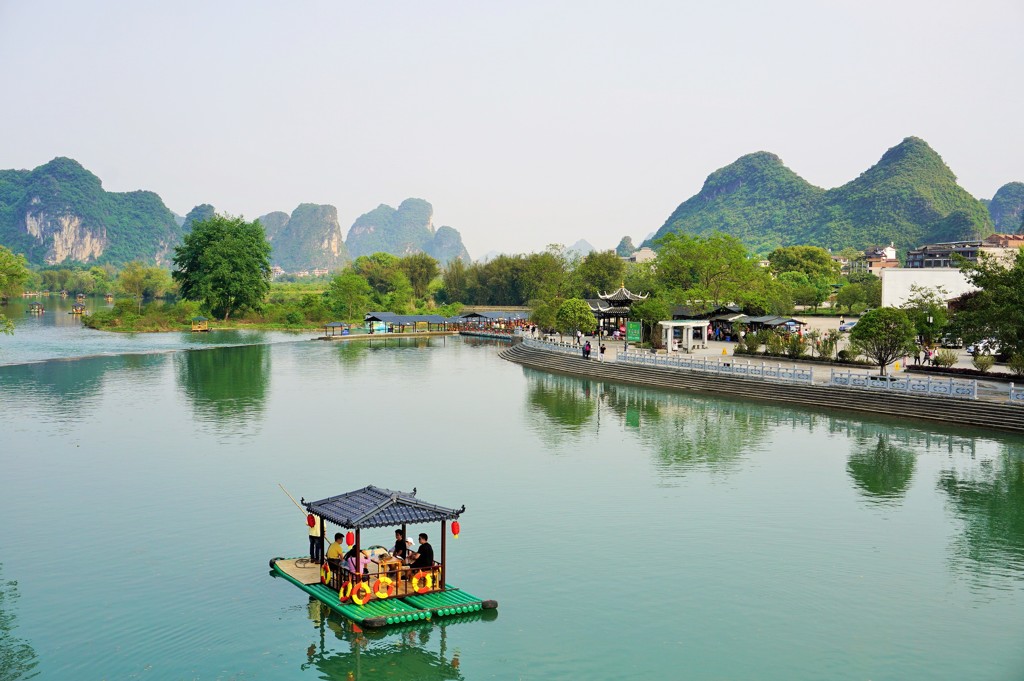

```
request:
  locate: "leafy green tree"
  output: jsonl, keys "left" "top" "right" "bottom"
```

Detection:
{"left": 951, "top": 249, "right": 1024, "bottom": 358}
{"left": 398, "top": 253, "right": 439, "bottom": 299}
{"left": 326, "top": 271, "right": 373, "bottom": 320}
{"left": 848, "top": 307, "right": 917, "bottom": 374}
{"left": 117, "top": 262, "right": 148, "bottom": 313}
{"left": 0, "top": 246, "right": 30, "bottom": 334}
{"left": 523, "top": 246, "right": 572, "bottom": 301}
{"left": 629, "top": 298, "right": 670, "bottom": 345}
{"left": 901, "top": 284, "right": 948, "bottom": 345}
{"left": 575, "top": 250, "right": 626, "bottom": 299}
{"left": 835, "top": 283, "right": 866, "bottom": 312}
{"left": 439, "top": 257, "right": 470, "bottom": 303}
{"left": 768, "top": 245, "right": 841, "bottom": 282}
{"left": 655, "top": 232, "right": 759, "bottom": 306}
{"left": 530, "top": 297, "right": 564, "bottom": 333}
{"left": 778, "top": 271, "right": 829, "bottom": 309}
{"left": 848, "top": 271, "right": 882, "bottom": 307}
{"left": 555, "top": 298, "right": 596, "bottom": 337}
{"left": 172, "top": 214, "right": 272, "bottom": 321}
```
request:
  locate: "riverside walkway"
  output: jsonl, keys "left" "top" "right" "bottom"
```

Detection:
{"left": 501, "top": 337, "right": 1024, "bottom": 435}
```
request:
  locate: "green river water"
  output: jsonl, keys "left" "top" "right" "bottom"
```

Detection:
{"left": 1, "top": 298, "right": 1023, "bottom": 680}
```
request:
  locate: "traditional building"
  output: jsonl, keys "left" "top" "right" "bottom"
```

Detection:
{"left": 905, "top": 234, "right": 1022, "bottom": 269}
{"left": 864, "top": 243, "right": 899, "bottom": 275}
{"left": 585, "top": 285, "right": 648, "bottom": 335}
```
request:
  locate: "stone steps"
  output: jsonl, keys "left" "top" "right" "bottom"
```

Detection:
{"left": 499, "top": 344, "right": 1024, "bottom": 434}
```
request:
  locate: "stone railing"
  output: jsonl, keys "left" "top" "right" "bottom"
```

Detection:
{"left": 523, "top": 337, "right": 585, "bottom": 356}
{"left": 618, "top": 351, "right": 814, "bottom": 384}
{"left": 830, "top": 369, "right": 977, "bottom": 400}
{"left": 1011, "top": 383, "right": 1024, "bottom": 405}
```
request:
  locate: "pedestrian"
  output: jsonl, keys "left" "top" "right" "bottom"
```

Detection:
{"left": 576, "top": 329, "right": 582, "bottom": 346}
{"left": 599, "top": 344, "right": 606, "bottom": 362}
{"left": 584, "top": 340, "right": 591, "bottom": 359}
{"left": 914, "top": 347, "right": 921, "bottom": 365}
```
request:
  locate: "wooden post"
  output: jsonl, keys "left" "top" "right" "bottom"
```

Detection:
{"left": 318, "top": 516, "right": 325, "bottom": 565}
{"left": 440, "top": 519, "right": 447, "bottom": 590}
{"left": 355, "top": 528, "right": 361, "bottom": 581}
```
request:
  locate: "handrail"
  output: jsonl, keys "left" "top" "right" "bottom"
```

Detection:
{"left": 830, "top": 369, "right": 977, "bottom": 400}
{"left": 1011, "top": 383, "right": 1024, "bottom": 405}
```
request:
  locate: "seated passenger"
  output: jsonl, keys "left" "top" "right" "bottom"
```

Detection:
{"left": 393, "top": 529, "right": 411, "bottom": 560}
{"left": 326, "top": 533, "right": 345, "bottom": 571}
{"left": 408, "top": 532, "right": 434, "bottom": 569}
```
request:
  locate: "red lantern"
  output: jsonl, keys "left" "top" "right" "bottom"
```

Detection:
{"left": 306, "top": 514, "right": 316, "bottom": 528}
{"left": 451, "top": 520, "right": 460, "bottom": 538}
{"left": 346, "top": 531, "right": 354, "bottom": 546}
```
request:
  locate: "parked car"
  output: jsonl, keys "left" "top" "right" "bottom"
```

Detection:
{"left": 839, "top": 320, "right": 857, "bottom": 333}
{"left": 939, "top": 334, "right": 963, "bottom": 348}
{"left": 966, "top": 338, "right": 1000, "bottom": 355}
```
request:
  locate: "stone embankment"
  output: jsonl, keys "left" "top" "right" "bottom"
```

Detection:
{"left": 499, "top": 343, "right": 1024, "bottom": 435}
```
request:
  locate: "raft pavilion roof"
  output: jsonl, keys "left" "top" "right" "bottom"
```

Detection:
{"left": 304, "top": 485, "right": 464, "bottom": 529}
{"left": 364, "top": 312, "right": 450, "bottom": 325}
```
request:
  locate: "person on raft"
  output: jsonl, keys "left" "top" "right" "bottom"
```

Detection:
{"left": 392, "top": 529, "right": 411, "bottom": 560}
{"left": 407, "top": 533, "right": 434, "bottom": 569}
{"left": 326, "top": 533, "right": 345, "bottom": 572}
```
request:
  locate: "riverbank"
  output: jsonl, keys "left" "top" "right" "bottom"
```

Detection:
{"left": 499, "top": 342, "right": 1024, "bottom": 435}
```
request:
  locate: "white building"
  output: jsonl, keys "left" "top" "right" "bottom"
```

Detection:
{"left": 880, "top": 268, "right": 977, "bottom": 308}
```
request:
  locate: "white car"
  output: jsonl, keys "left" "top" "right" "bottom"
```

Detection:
{"left": 966, "top": 338, "right": 1000, "bottom": 355}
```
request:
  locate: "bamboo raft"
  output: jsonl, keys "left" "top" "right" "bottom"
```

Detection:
{"left": 270, "top": 557, "right": 495, "bottom": 628}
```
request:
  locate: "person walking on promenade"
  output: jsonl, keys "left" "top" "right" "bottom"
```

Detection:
{"left": 914, "top": 347, "right": 921, "bottom": 365}
{"left": 599, "top": 344, "right": 606, "bottom": 362}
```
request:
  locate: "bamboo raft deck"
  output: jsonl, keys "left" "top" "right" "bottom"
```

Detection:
{"left": 270, "top": 557, "right": 495, "bottom": 628}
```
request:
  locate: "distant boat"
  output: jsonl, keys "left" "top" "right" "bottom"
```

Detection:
{"left": 70, "top": 303, "right": 86, "bottom": 315}
{"left": 27, "top": 302, "right": 44, "bottom": 313}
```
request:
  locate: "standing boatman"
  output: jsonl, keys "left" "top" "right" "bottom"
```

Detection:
{"left": 309, "top": 513, "right": 324, "bottom": 565}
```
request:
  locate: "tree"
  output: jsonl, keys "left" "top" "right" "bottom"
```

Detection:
{"left": 172, "top": 214, "right": 272, "bottom": 321}
{"left": 951, "top": 249, "right": 1024, "bottom": 358}
{"left": 768, "top": 245, "right": 841, "bottom": 282}
{"left": 555, "top": 298, "right": 596, "bottom": 337}
{"left": 574, "top": 250, "right": 626, "bottom": 299}
{"left": 117, "top": 261, "right": 148, "bottom": 313}
{"left": 655, "top": 232, "right": 759, "bottom": 306}
{"left": 901, "top": 284, "right": 948, "bottom": 345}
{"left": 398, "top": 253, "right": 439, "bottom": 299}
{"left": 848, "top": 307, "right": 917, "bottom": 375}
{"left": 326, "top": 271, "right": 373, "bottom": 320}
{"left": 0, "top": 246, "right": 30, "bottom": 334}
{"left": 530, "top": 297, "right": 564, "bottom": 332}
{"left": 629, "top": 298, "right": 670, "bottom": 345}
{"left": 439, "top": 258, "right": 470, "bottom": 303}
{"left": 835, "top": 283, "right": 866, "bottom": 312}
{"left": 848, "top": 271, "right": 882, "bottom": 307}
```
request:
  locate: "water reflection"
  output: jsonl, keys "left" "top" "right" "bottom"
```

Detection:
{"left": 846, "top": 435, "right": 917, "bottom": 505}
{"left": 0, "top": 353, "right": 164, "bottom": 411}
{"left": 175, "top": 344, "right": 270, "bottom": 427}
{"left": 939, "top": 443, "right": 1024, "bottom": 577}
{"left": 301, "top": 599, "right": 486, "bottom": 680}
{"left": 525, "top": 371, "right": 595, "bottom": 436}
{"left": 0, "top": 564, "right": 39, "bottom": 680}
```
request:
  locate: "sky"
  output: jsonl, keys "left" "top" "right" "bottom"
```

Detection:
{"left": 1, "top": 0, "right": 1022, "bottom": 258}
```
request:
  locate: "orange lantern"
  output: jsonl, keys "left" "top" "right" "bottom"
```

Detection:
{"left": 451, "top": 520, "right": 460, "bottom": 538}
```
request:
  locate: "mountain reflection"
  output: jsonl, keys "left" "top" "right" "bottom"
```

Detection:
{"left": 846, "top": 434, "right": 917, "bottom": 505}
{"left": 301, "top": 599, "right": 477, "bottom": 680}
{"left": 0, "top": 354, "right": 164, "bottom": 411}
{"left": 175, "top": 344, "right": 270, "bottom": 427}
{"left": 939, "top": 443, "right": 1024, "bottom": 576}
{"left": 0, "top": 564, "right": 39, "bottom": 680}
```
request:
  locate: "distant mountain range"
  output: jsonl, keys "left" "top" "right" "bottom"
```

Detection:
{"left": 0, "top": 158, "right": 471, "bottom": 270}
{"left": 645, "top": 137, "right": 1022, "bottom": 254}
{"left": 1, "top": 143, "right": 1020, "bottom": 270}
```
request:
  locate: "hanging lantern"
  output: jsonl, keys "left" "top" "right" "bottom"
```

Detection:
{"left": 451, "top": 520, "right": 460, "bottom": 538}
{"left": 306, "top": 514, "right": 316, "bottom": 528}
{"left": 346, "top": 531, "right": 355, "bottom": 546}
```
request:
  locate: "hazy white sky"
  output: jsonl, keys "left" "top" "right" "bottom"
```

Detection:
{"left": 1, "top": 1, "right": 1021, "bottom": 257}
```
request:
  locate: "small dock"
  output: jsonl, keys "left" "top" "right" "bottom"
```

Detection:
{"left": 315, "top": 331, "right": 457, "bottom": 342}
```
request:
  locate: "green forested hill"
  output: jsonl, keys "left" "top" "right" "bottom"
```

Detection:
{"left": 345, "top": 198, "right": 471, "bottom": 264}
{"left": 647, "top": 137, "right": 994, "bottom": 254}
{"left": 0, "top": 157, "right": 180, "bottom": 265}
{"left": 987, "top": 182, "right": 1024, "bottom": 232}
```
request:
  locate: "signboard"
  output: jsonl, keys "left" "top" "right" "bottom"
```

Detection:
{"left": 626, "top": 321, "right": 642, "bottom": 343}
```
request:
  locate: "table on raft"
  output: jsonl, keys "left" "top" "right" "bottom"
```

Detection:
{"left": 270, "top": 557, "right": 496, "bottom": 628}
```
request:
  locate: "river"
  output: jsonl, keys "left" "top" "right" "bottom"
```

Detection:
{"left": 1, "top": 298, "right": 1022, "bottom": 680}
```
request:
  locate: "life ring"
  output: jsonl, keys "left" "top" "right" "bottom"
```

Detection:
{"left": 338, "top": 581, "right": 353, "bottom": 603}
{"left": 372, "top": 576, "right": 395, "bottom": 599}
{"left": 412, "top": 571, "right": 433, "bottom": 594}
{"left": 320, "top": 562, "right": 331, "bottom": 584}
{"left": 351, "top": 582, "right": 373, "bottom": 606}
